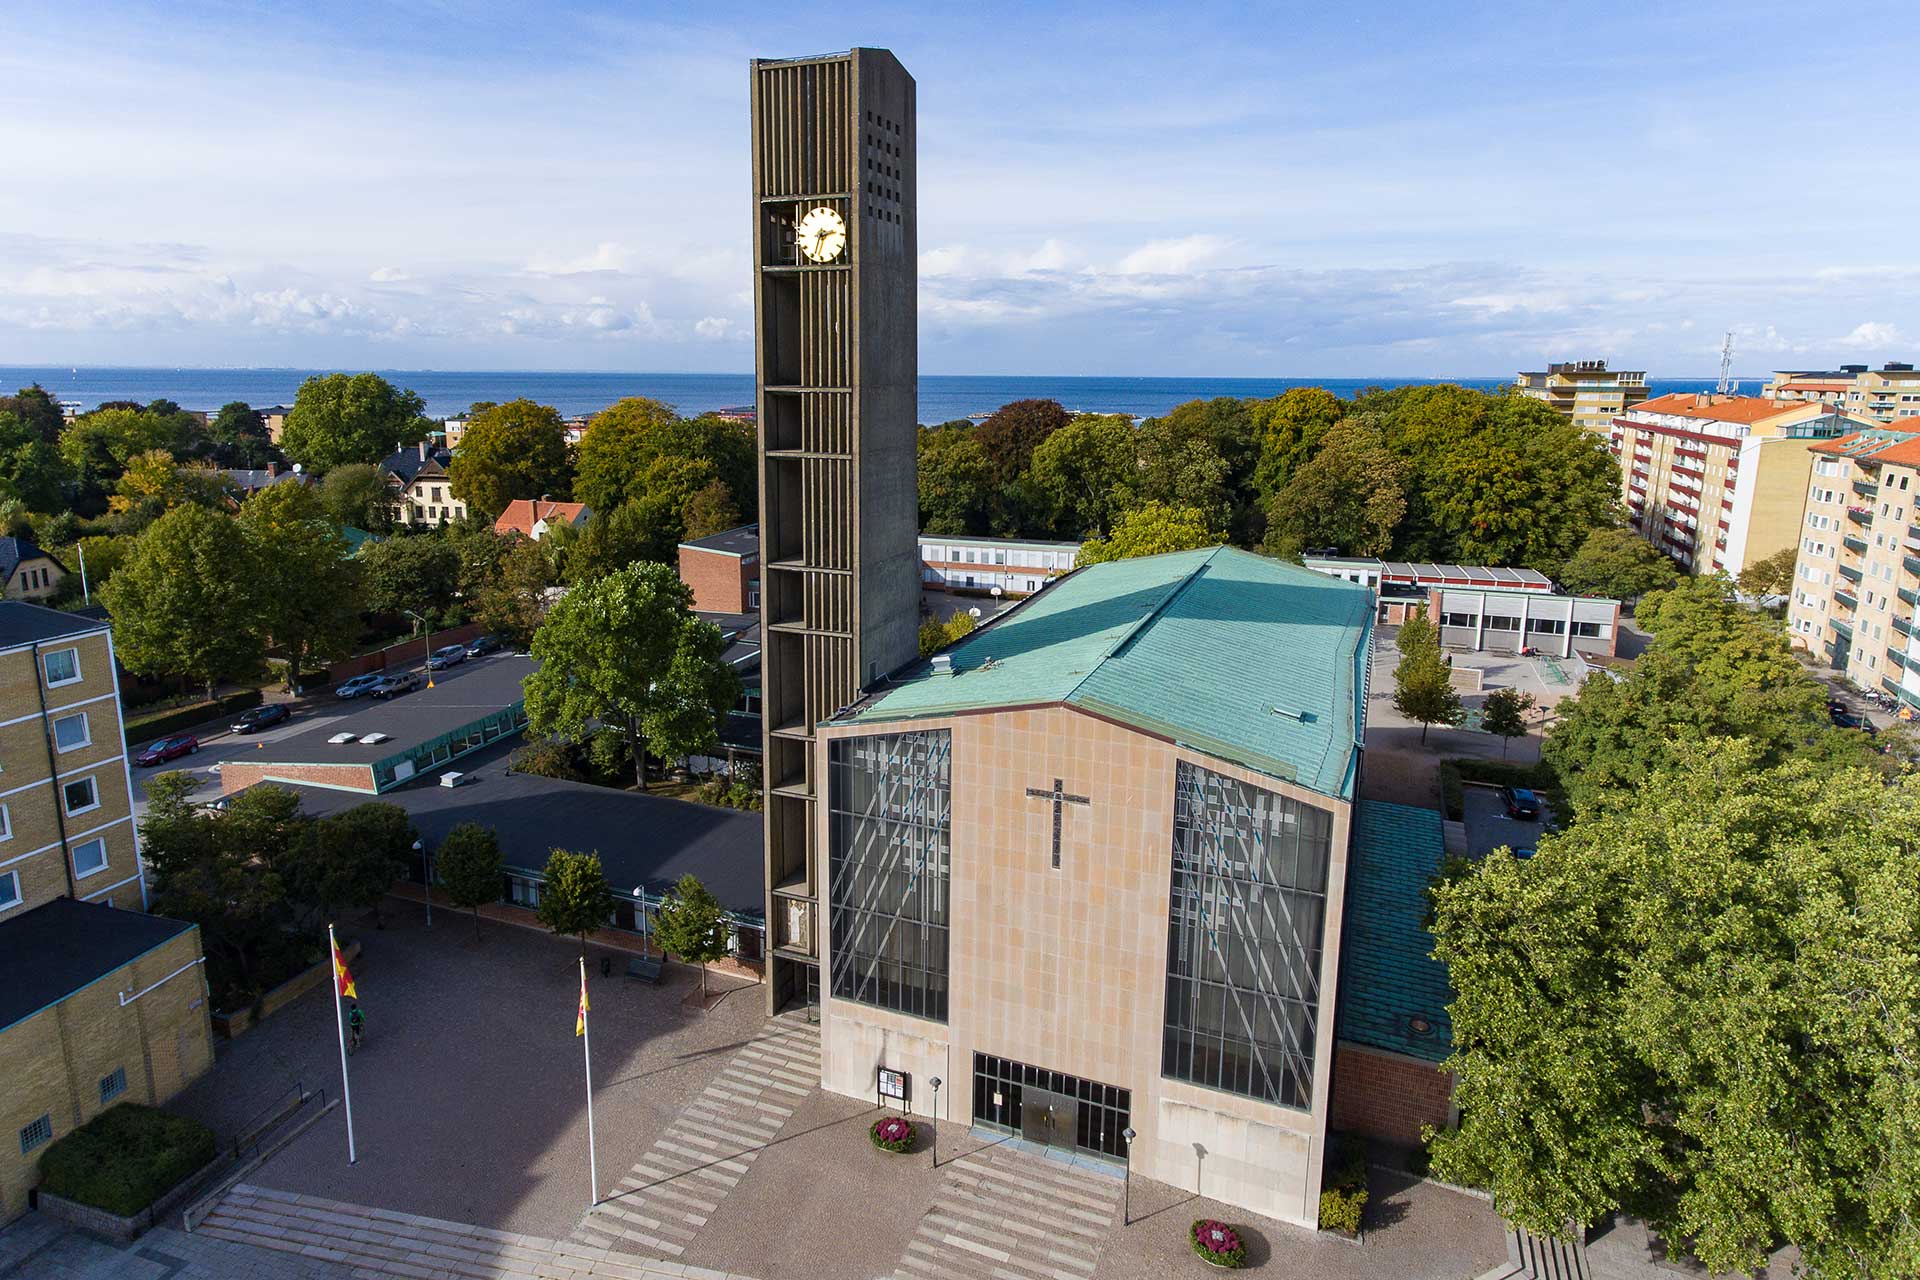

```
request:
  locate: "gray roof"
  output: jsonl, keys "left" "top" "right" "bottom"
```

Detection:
{"left": 1379, "top": 562, "right": 1552, "bottom": 588}
{"left": 261, "top": 656, "right": 535, "bottom": 767}
{"left": 0, "top": 535, "right": 65, "bottom": 581}
{"left": 0, "top": 898, "right": 199, "bottom": 1033}
{"left": 680, "top": 524, "right": 760, "bottom": 557}
{"left": 286, "top": 740, "right": 765, "bottom": 918}
{"left": 378, "top": 447, "right": 450, "bottom": 484}
{"left": 0, "top": 600, "right": 108, "bottom": 651}
{"left": 697, "top": 612, "right": 761, "bottom": 678}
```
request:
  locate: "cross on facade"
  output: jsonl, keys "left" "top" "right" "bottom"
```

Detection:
{"left": 1025, "top": 778, "right": 1090, "bottom": 869}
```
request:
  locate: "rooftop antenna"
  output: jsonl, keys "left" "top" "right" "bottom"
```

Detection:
{"left": 1716, "top": 330, "right": 1736, "bottom": 396}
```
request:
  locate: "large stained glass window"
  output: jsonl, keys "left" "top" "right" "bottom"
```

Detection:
{"left": 1163, "top": 761, "right": 1332, "bottom": 1109}
{"left": 827, "top": 729, "right": 952, "bottom": 1021}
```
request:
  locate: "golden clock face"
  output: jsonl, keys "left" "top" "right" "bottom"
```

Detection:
{"left": 796, "top": 206, "right": 847, "bottom": 262}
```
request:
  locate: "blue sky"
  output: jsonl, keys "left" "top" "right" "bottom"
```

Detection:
{"left": 2, "top": 0, "right": 1916, "bottom": 377}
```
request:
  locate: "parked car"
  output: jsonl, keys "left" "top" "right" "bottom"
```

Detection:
{"left": 1500, "top": 785, "right": 1541, "bottom": 820}
{"left": 464, "top": 633, "right": 503, "bottom": 658}
{"left": 370, "top": 672, "right": 421, "bottom": 699}
{"left": 1831, "top": 709, "right": 1876, "bottom": 734}
{"left": 427, "top": 644, "right": 468, "bottom": 670}
{"left": 336, "top": 673, "right": 384, "bottom": 699}
{"left": 231, "top": 704, "right": 291, "bottom": 735}
{"left": 135, "top": 734, "right": 199, "bottom": 766}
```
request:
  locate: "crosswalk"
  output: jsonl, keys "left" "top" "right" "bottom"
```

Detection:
{"left": 892, "top": 1144, "right": 1122, "bottom": 1280}
{"left": 572, "top": 1017, "right": 821, "bottom": 1260}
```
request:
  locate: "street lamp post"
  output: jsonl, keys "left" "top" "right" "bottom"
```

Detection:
{"left": 414, "top": 840, "right": 431, "bottom": 927}
{"left": 929, "top": 1076, "right": 942, "bottom": 1168}
{"left": 1121, "top": 1126, "right": 1136, "bottom": 1225}
{"left": 403, "top": 609, "right": 435, "bottom": 688}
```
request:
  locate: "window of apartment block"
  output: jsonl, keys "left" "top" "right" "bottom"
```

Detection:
{"left": 0, "top": 871, "right": 19, "bottom": 910}
{"left": 99, "top": 1066, "right": 126, "bottom": 1104}
{"left": 1441, "top": 612, "right": 1477, "bottom": 628}
{"left": 18, "top": 1115, "right": 51, "bottom": 1155}
{"left": 52, "top": 712, "right": 89, "bottom": 752}
{"left": 43, "top": 647, "right": 79, "bottom": 686}
{"left": 63, "top": 776, "right": 98, "bottom": 815}
{"left": 72, "top": 837, "right": 107, "bottom": 878}
{"left": 0, "top": 803, "right": 9, "bottom": 841}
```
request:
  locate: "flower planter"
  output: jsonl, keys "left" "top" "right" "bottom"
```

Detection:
{"left": 1190, "top": 1219, "right": 1246, "bottom": 1269}
{"left": 870, "top": 1114, "right": 915, "bottom": 1154}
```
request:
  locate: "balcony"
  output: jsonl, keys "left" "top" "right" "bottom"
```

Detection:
{"left": 1902, "top": 586, "right": 1920, "bottom": 608}
{"left": 1848, "top": 506, "right": 1872, "bottom": 525}
{"left": 1834, "top": 589, "right": 1857, "bottom": 611}
{"left": 1832, "top": 619, "right": 1853, "bottom": 638}
{"left": 1856, "top": 478, "right": 1880, "bottom": 498}
{"left": 1838, "top": 563, "right": 1863, "bottom": 584}
{"left": 1896, "top": 616, "right": 1914, "bottom": 638}
{"left": 1845, "top": 535, "right": 1869, "bottom": 555}
{"left": 1907, "top": 553, "right": 1920, "bottom": 578}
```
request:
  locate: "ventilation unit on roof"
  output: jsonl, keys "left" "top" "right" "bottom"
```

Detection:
{"left": 930, "top": 654, "right": 953, "bottom": 675}
{"left": 359, "top": 732, "right": 391, "bottom": 745}
{"left": 327, "top": 732, "right": 358, "bottom": 745}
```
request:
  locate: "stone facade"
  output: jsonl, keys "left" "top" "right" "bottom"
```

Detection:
{"left": 0, "top": 924, "right": 213, "bottom": 1222}
{"left": 814, "top": 703, "right": 1352, "bottom": 1229}
{"left": 1329, "top": 1042, "right": 1454, "bottom": 1148}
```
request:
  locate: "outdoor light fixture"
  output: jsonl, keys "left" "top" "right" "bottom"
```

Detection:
{"left": 1121, "top": 1126, "right": 1137, "bottom": 1225}
{"left": 930, "top": 1076, "right": 943, "bottom": 1167}
{"left": 1409, "top": 1015, "right": 1433, "bottom": 1036}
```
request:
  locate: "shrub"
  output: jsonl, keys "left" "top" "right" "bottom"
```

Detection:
{"left": 1189, "top": 1219, "right": 1247, "bottom": 1267}
{"left": 1437, "top": 756, "right": 1562, "bottom": 820}
{"left": 37, "top": 1104, "right": 218, "bottom": 1217}
{"left": 584, "top": 727, "right": 630, "bottom": 785}
{"left": 870, "top": 1114, "right": 915, "bottom": 1153}
{"left": 509, "top": 736, "right": 584, "bottom": 782}
{"left": 1318, "top": 1186, "right": 1365, "bottom": 1235}
{"left": 123, "top": 688, "right": 263, "bottom": 745}
{"left": 1318, "top": 1131, "right": 1370, "bottom": 1235}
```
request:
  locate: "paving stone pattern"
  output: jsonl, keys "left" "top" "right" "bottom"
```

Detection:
{"left": 893, "top": 1144, "right": 1122, "bottom": 1280}
{"left": 198, "top": 1183, "right": 745, "bottom": 1279}
{"left": 574, "top": 1017, "right": 821, "bottom": 1261}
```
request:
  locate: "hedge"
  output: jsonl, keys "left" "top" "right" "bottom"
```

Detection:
{"left": 37, "top": 1104, "right": 218, "bottom": 1217}
{"left": 124, "top": 689, "right": 263, "bottom": 746}
{"left": 1317, "top": 1131, "right": 1369, "bottom": 1235}
{"left": 1437, "top": 757, "right": 1562, "bottom": 821}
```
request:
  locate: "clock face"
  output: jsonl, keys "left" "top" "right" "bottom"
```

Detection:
{"left": 796, "top": 206, "right": 847, "bottom": 262}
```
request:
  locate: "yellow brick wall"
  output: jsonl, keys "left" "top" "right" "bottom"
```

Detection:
{"left": 1744, "top": 439, "right": 1825, "bottom": 574}
{"left": 0, "top": 925, "right": 211, "bottom": 1223}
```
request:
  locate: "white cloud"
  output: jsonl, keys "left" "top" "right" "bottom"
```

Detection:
{"left": 694, "top": 316, "right": 736, "bottom": 340}
{"left": 368, "top": 266, "right": 410, "bottom": 282}
{"left": 1115, "top": 235, "right": 1233, "bottom": 276}
{"left": 1840, "top": 321, "right": 1904, "bottom": 348}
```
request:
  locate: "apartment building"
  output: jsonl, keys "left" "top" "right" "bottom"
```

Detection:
{"left": 1607, "top": 394, "right": 1855, "bottom": 576}
{"left": 0, "top": 602, "right": 213, "bottom": 1223}
{"left": 1766, "top": 363, "right": 1920, "bottom": 423}
{"left": 1514, "top": 359, "right": 1649, "bottom": 431}
{"left": 1787, "top": 429, "right": 1920, "bottom": 705}
{"left": 917, "top": 533, "right": 1080, "bottom": 596}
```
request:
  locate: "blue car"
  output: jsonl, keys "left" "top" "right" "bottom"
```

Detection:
{"left": 336, "top": 673, "right": 384, "bottom": 699}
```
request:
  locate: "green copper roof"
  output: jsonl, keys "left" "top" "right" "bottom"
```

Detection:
{"left": 843, "top": 546, "right": 1372, "bottom": 799}
{"left": 1335, "top": 800, "right": 1453, "bottom": 1064}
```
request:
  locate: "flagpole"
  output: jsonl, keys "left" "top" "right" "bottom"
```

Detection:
{"left": 580, "top": 955, "right": 598, "bottom": 1207}
{"left": 330, "top": 922, "right": 357, "bottom": 1165}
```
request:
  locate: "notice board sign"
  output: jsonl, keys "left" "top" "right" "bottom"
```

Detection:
{"left": 877, "top": 1066, "right": 910, "bottom": 1108}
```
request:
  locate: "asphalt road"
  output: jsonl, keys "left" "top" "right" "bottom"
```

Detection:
{"left": 1461, "top": 783, "right": 1553, "bottom": 857}
{"left": 127, "top": 701, "right": 355, "bottom": 813}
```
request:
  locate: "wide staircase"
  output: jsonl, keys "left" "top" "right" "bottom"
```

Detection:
{"left": 892, "top": 1143, "right": 1122, "bottom": 1280}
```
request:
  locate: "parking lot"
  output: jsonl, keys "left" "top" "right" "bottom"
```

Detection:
{"left": 1461, "top": 782, "right": 1554, "bottom": 857}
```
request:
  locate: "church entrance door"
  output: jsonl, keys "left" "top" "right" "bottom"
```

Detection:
{"left": 1020, "top": 1087, "right": 1077, "bottom": 1151}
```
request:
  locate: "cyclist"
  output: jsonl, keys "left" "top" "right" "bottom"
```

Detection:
{"left": 347, "top": 1001, "right": 366, "bottom": 1051}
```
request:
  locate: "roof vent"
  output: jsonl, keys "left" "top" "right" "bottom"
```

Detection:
{"left": 327, "top": 732, "right": 358, "bottom": 745}
{"left": 930, "top": 654, "right": 953, "bottom": 675}
{"left": 440, "top": 771, "right": 473, "bottom": 788}
{"left": 359, "top": 732, "right": 391, "bottom": 745}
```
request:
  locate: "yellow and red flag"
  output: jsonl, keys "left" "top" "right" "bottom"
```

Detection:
{"left": 333, "top": 940, "right": 357, "bottom": 999}
{"left": 575, "top": 968, "right": 589, "bottom": 1036}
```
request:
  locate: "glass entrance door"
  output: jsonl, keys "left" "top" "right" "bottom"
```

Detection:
{"left": 1019, "top": 1088, "right": 1077, "bottom": 1151}
{"left": 974, "top": 1052, "right": 1130, "bottom": 1162}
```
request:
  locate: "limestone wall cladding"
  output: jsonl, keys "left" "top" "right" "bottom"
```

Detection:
{"left": 1329, "top": 1042, "right": 1454, "bottom": 1148}
{"left": 0, "top": 925, "right": 212, "bottom": 1223}
{"left": 816, "top": 703, "right": 1353, "bottom": 1228}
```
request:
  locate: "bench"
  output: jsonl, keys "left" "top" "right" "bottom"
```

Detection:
{"left": 625, "top": 955, "right": 666, "bottom": 984}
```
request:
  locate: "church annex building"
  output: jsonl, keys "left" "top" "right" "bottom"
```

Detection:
{"left": 814, "top": 546, "right": 1373, "bottom": 1227}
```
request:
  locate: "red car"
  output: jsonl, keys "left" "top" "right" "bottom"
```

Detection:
{"left": 135, "top": 734, "right": 199, "bottom": 767}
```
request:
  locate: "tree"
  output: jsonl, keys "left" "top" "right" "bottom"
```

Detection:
{"left": 524, "top": 562, "right": 741, "bottom": 789}
{"left": 101, "top": 504, "right": 264, "bottom": 697}
{"left": 238, "top": 482, "right": 362, "bottom": 690}
{"left": 0, "top": 438, "right": 72, "bottom": 512}
{"left": 319, "top": 462, "right": 393, "bottom": 532}
{"left": 971, "top": 399, "right": 1070, "bottom": 486}
{"left": 475, "top": 535, "right": 556, "bottom": 645}
{"left": 918, "top": 610, "right": 977, "bottom": 656}
{"left": 681, "top": 479, "right": 739, "bottom": 539}
{"left": 59, "top": 406, "right": 190, "bottom": 504}
{"left": 1478, "top": 686, "right": 1536, "bottom": 758}
{"left": 108, "top": 450, "right": 232, "bottom": 528}
{"left": 566, "top": 500, "right": 661, "bottom": 585}
{"left": 208, "top": 402, "right": 282, "bottom": 469}
{"left": 1429, "top": 744, "right": 1920, "bottom": 1276}
{"left": 447, "top": 398, "right": 571, "bottom": 520}
{"left": 1558, "top": 526, "right": 1681, "bottom": 600}
{"left": 1026, "top": 413, "right": 1138, "bottom": 538}
{"left": 917, "top": 427, "right": 996, "bottom": 536}
{"left": 0, "top": 384, "right": 64, "bottom": 444}
{"left": 573, "top": 399, "right": 755, "bottom": 551}
{"left": 1736, "top": 545, "right": 1799, "bottom": 600}
{"left": 1391, "top": 606, "right": 1462, "bottom": 743}
{"left": 356, "top": 533, "right": 462, "bottom": 622}
{"left": 1078, "top": 501, "right": 1219, "bottom": 564}
{"left": 536, "top": 848, "right": 617, "bottom": 956}
{"left": 435, "top": 823, "right": 504, "bottom": 942}
{"left": 1250, "top": 386, "right": 1347, "bottom": 505}
{"left": 1134, "top": 398, "right": 1264, "bottom": 544}
{"left": 651, "top": 873, "right": 730, "bottom": 1001}
{"left": 1264, "top": 419, "right": 1406, "bottom": 557}
{"left": 279, "top": 373, "right": 426, "bottom": 471}
{"left": 292, "top": 803, "right": 417, "bottom": 930}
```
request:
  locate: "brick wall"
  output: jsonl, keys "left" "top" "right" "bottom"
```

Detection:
{"left": 1329, "top": 1041, "right": 1453, "bottom": 1148}
{"left": 322, "top": 621, "right": 486, "bottom": 686}
{"left": 677, "top": 546, "right": 751, "bottom": 614}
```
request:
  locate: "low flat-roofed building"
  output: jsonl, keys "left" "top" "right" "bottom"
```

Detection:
{"left": 679, "top": 524, "right": 761, "bottom": 614}
{"left": 917, "top": 533, "right": 1080, "bottom": 597}
{"left": 0, "top": 898, "right": 212, "bottom": 1222}
{"left": 1432, "top": 585, "right": 1620, "bottom": 658}
{"left": 1302, "top": 557, "right": 1572, "bottom": 631}
{"left": 217, "top": 656, "right": 533, "bottom": 795}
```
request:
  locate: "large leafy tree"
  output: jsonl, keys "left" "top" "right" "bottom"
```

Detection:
{"left": 447, "top": 398, "right": 571, "bottom": 520}
{"left": 1249, "top": 386, "right": 1347, "bottom": 505}
{"left": 293, "top": 803, "right": 417, "bottom": 929}
{"left": 1430, "top": 743, "right": 1920, "bottom": 1277}
{"left": 651, "top": 873, "right": 730, "bottom": 1001}
{"left": 0, "top": 384, "right": 64, "bottom": 444}
{"left": 280, "top": 373, "right": 426, "bottom": 471}
{"left": 917, "top": 426, "right": 996, "bottom": 536}
{"left": 566, "top": 500, "right": 661, "bottom": 585}
{"left": 356, "top": 533, "right": 462, "bottom": 622}
{"left": 107, "top": 449, "right": 232, "bottom": 528}
{"left": 238, "top": 482, "right": 362, "bottom": 690}
{"left": 971, "top": 399, "right": 1071, "bottom": 486}
{"left": 1736, "top": 545, "right": 1799, "bottom": 600}
{"left": 573, "top": 399, "right": 755, "bottom": 556}
{"left": 476, "top": 535, "right": 557, "bottom": 645}
{"left": 59, "top": 406, "right": 191, "bottom": 502}
{"left": 101, "top": 504, "right": 265, "bottom": 697}
{"left": 1557, "top": 526, "right": 1680, "bottom": 600}
{"left": 1265, "top": 418, "right": 1406, "bottom": 557}
{"left": 207, "top": 402, "right": 283, "bottom": 469}
{"left": 1026, "top": 413, "right": 1138, "bottom": 538}
{"left": 433, "top": 822, "right": 504, "bottom": 942}
{"left": 1391, "top": 605, "right": 1461, "bottom": 741}
{"left": 536, "top": 848, "right": 617, "bottom": 956}
{"left": 524, "top": 562, "right": 740, "bottom": 789}
{"left": 1134, "top": 397, "right": 1264, "bottom": 544}
{"left": 1077, "top": 501, "right": 1219, "bottom": 564}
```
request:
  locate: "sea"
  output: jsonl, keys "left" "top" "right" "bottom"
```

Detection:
{"left": 0, "top": 367, "right": 1729, "bottom": 425}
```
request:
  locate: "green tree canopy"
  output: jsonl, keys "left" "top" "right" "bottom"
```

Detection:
{"left": 971, "top": 399, "right": 1071, "bottom": 486}
{"left": 207, "top": 402, "right": 282, "bottom": 469}
{"left": 1391, "top": 606, "right": 1462, "bottom": 742}
{"left": 59, "top": 406, "right": 192, "bottom": 503}
{"left": 101, "top": 504, "right": 264, "bottom": 697}
{"left": 0, "top": 384, "right": 64, "bottom": 444}
{"left": 1078, "top": 501, "right": 1220, "bottom": 565}
{"left": 280, "top": 373, "right": 426, "bottom": 471}
{"left": 1249, "top": 386, "right": 1347, "bottom": 505}
{"left": 1557, "top": 526, "right": 1680, "bottom": 600}
{"left": 107, "top": 449, "right": 232, "bottom": 529}
{"left": 318, "top": 462, "right": 393, "bottom": 532}
{"left": 1429, "top": 743, "right": 1920, "bottom": 1276}
{"left": 572, "top": 399, "right": 755, "bottom": 557}
{"left": 447, "top": 398, "right": 571, "bottom": 520}
{"left": 536, "top": 848, "right": 617, "bottom": 955}
{"left": 566, "top": 500, "right": 660, "bottom": 585}
{"left": 1736, "top": 545, "right": 1799, "bottom": 600}
{"left": 916, "top": 426, "right": 996, "bottom": 536}
{"left": 1134, "top": 398, "right": 1257, "bottom": 540}
{"left": 524, "top": 562, "right": 741, "bottom": 789}
{"left": 1478, "top": 686, "right": 1536, "bottom": 757}
{"left": 293, "top": 803, "right": 417, "bottom": 930}
{"left": 356, "top": 533, "right": 462, "bottom": 623}
{"left": 434, "top": 822, "right": 504, "bottom": 941}
{"left": 1264, "top": 418, "right": 1406, "bottom": 557}
{"left": 1026, "top": 413, "right": 1138, "bottom": 538}
{"left": 475, "top": 535, "right": 556, "bottom": 646}
{"left": 651, "top": 873, "right": 730, "bottom": 999}
{"left": 238, "top": 482, "right": 362, "bottom": 690}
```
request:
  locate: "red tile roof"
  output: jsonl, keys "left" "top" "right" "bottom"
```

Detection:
{"left": 493, "top": 499, "right": 591, "bottom": 538}
{"left": 1629, "top": 393, "right": 1809, "bottom": 426}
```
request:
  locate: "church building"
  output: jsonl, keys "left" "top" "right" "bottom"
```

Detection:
{"left": 813, "top": 546, "right": 1373, "bottom": 1227}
